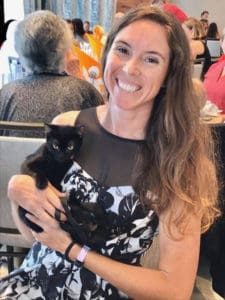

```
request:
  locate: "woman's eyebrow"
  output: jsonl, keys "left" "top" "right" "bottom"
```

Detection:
{"left": 114, "top": 40, "right": 130, "bottom": 47}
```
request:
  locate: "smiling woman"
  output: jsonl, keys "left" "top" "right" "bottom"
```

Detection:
{"left": 103, "top": 19, "right": 170, "bottom": 119}
{"left": 1, "top": 5, "right": 219, "bottom": 300}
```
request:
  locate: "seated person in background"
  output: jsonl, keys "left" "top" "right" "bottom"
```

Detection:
{"left": 0, "top": 20, "right": 19, "bottom": 88}
{"left": 193, "top": 78, "right": 222, "bottom": 123}
{"left": 0, "top": 10, "right": 103, "bottom": 137}
{"left": 83, "top": 20, "right": 93, "bottom": 34}
{"left": 200, "top": 10, "right": 209, "bottom": 20}
{"left": 151, "top": 0, "right": 188, "bottom": 23}
{"left": 182, "top": 17, "right": 211, "bottom": 80}
{"left": 200, "top": 18, "right": 209, "bottom": 36}
{"left": 71, "top": 18, "right": 90, "bottom": 51}
{"left": 204, "top": 31, "right": 225, "bottom": 113}
{"left": 206, "top": 22, "right": 221, "bottom": 40}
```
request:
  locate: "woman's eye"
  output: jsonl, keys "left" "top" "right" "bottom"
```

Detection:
{"left": 144, "top": 57, "right": 159, "bottom": 64}
{"left": 115, "top": 46, "right": 129, "bottom": 55}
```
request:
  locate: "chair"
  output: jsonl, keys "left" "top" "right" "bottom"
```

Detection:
{"left": 0, "top": 120, "right": 45, "bottom": 138}
{"left": 192, "top": 63, "right": 203, "bottom": 79}
{"left": 206, "top": 39, "right": 222, "bottom": 62}
{"left": 8, "top": 56, "right": 26, "bottom": 81}
{"left": 0, "top": 122, "right": 45, "bottom": 272}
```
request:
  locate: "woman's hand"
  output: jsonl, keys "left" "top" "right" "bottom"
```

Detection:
{"left": 27, "top": 212, "right": 72, "bottom": 254}
{"left": 8, "top": 174, "right": 65, "bottom": 217}
{"left": 7, "top": 174, "right": 66, "bottom": 241}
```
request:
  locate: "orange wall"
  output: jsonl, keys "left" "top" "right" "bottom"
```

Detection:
{"left": 116, "top": 0, "right": 150, "bottom": 13}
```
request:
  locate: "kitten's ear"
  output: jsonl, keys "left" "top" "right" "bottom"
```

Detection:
{"left": 44, "top": 123, "right": 56, "bottom": 134}
{"left": 77, "top": 125, "right": 85, "bottom": 136}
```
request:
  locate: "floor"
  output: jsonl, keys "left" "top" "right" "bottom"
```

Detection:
{"left": 0, "top": 246, "right": 224, "bottom": 299}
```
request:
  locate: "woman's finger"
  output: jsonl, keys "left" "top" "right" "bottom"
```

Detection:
{"left": 25, "top": 210, "right": 60, "bottom": 230}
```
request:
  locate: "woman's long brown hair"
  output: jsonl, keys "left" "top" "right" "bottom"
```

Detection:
{"left": 101, "top": 5, "right": 219, "bottom": 235}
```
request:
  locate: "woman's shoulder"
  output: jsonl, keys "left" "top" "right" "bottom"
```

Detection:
{"left": 52, "top": 110, "right": 80, "bottom": 126}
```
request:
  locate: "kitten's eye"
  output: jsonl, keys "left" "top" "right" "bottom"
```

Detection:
{"left": 52, "top": 143, "right": 59, "bottom": 150}
{"left": 67, "top": 145, "right": 74, "bottom": 151}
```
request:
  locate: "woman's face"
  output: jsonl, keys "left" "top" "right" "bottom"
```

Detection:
{"left": 103, "top": 20, "right": 170, "bottom": 113}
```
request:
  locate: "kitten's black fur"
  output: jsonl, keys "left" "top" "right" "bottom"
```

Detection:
{"left": 19, "top": 123, "right": 110, "bottom": 249}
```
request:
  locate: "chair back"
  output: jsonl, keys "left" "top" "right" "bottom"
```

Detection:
{"left": 193, "top": 62, "right": 203, "bottom": 79}
{"left": 8, "top": 56, "right": 26, "bottom": 81}
{"left": 0, "top": 121, "right": 45, "bottom": 138}
{"left": 0, "top": 136, "right": 44, "bottom": 246}
{"left": 206, "top": 39, "right": 222, "bottom": 61}
{"left": 0, "top": 122, "right": 45, "bottom": 272}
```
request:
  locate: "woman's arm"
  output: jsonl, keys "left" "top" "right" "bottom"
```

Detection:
{"left": 190, "top": 40, "right": 205, "bottom": 59}
{"left": 52, "top": 110, "right": 80, "bottom": 126}
{"left": 29, "top": 206, "right": 201, "bottom": 300}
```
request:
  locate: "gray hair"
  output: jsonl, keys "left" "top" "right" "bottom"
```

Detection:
{"left": 14, "top": 10, "right": 73, "bottom": 74}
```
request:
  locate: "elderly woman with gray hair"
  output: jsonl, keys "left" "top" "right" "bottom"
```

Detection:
{"left": 0, "top": 10, "right": 103, "bottom": 137}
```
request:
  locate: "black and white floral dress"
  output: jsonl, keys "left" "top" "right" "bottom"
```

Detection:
{"left": 0, "top": 108, "right": 159, "bottom": 299}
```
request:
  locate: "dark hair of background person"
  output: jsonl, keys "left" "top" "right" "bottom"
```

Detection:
{"left": 101, "top": 5, "right": 218, "bottom": 234}
{"left": 0, "top": 0, "right": 4, "bottom": 46}
{"left": 201, "top": 10, "right": 209, "bottom": 18}
{"left": 83, "top": 20, "right": 93, "bottom": 34}
{"left": 206, "top": 22, "right": 220, "bottom": 39}
{"left": 72, "top": 18, "right": 85, "bottom": 36}
{"left": 2, "top": 19, "right": 16, "bottom": 42}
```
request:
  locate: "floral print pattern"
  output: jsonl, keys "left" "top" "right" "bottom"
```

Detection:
{"left": 0, "top": 162, "right": 158, "bottom": 299}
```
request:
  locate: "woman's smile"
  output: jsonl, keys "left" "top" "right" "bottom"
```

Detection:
{"left": 116, "top": 78, "right": 141, "bottom": 93}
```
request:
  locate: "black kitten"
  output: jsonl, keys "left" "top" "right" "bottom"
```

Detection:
{"left": 19, "top": 123, "right": 84, "bottom": 232}
{"left": 19, "top": 123, "right": 111, "bottom": 249}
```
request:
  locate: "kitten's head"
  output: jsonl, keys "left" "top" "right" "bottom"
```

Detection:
{"left": 45, "top": 123, "right": 84, "bottom": 162}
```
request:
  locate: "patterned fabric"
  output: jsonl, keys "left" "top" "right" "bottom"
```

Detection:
{"left": 0, "top": 107, "right": 159, "bottom": 299}
{"left": 0, "top": 162, "right": 158, "bottom": 299}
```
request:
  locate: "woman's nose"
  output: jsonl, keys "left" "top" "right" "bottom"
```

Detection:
{"left": 123, "top": 58, "right": 140, "bottom": 76}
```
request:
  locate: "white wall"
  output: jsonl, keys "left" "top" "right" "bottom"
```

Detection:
{"left": 4, "top": 0, "right": 24, "bottom": 21}
{"left": 174, "top": 0, "right": 225, "bottom": 34}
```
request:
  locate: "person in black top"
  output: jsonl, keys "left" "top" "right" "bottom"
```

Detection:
{"left": 2, "top": 6, "right": 219, "bottom": 299}
{"left": 183, "top": 17, "right": 212, "bottom": 80}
